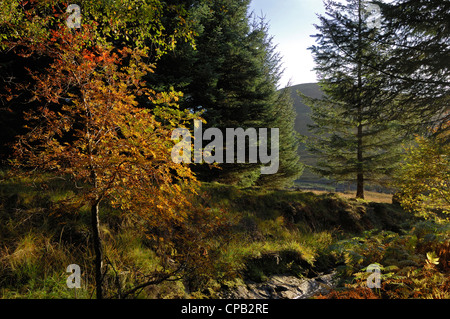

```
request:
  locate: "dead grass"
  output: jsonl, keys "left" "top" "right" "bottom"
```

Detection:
{"left": 309, "top": 190, "right": 393, "bottom": 204}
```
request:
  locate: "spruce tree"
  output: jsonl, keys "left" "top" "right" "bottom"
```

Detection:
{"left": 148, "top": 0, "right": 303, "bottom": 187}
{"left": 303, "top": 0, "right": 406, "bottom": 199}
{"left": 248, "top": 16, "right": 303, "bottom": 187}
{"left": 376, "top": 0, "right": 450, "bottom": 138}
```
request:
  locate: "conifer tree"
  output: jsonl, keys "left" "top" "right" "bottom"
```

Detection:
{"left": 148, "top": 0, "right": 303, "bottom": 187}
{"left": 303, "top": 0, "right": 406, "bottom": 199}
{"left": 377, "top": 0, "right": 450, "bottom": 138}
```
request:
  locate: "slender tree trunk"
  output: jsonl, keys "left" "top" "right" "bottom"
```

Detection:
{"left": 356, "top": 0, "right": 365, "bottom": 200}
{"left": 356, "top": 124, "right": 365, "bottom": 199}
{"left": 88, "top": 126, "right": 103, "bottom": 298}
{"left": 91, "top": 199, "right": 103, "bottom": 299}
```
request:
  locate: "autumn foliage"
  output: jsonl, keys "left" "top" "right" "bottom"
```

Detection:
{"left": 393, "top": 125, "right": 450, "bottom": 220}
{"left": 7, "top": 20, "right": 225, "bottom": 298}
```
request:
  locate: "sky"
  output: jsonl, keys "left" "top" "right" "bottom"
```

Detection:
{"left": 248, "top": 0, "right": 327, "bottom": 87}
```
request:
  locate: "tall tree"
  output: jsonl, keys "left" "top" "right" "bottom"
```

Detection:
{"left": 0, "top": 0, "right": 197, "bottom": 161}
{"left": 147, "top": 0, "right": 303, "bottom": 187}
{"left": 362, "top": 0, "right": 449, "bottom": 138}
{"left": 3, "top": 2, "right": 224, "bottom": 299}
{"left": 9, "top": 24, "right": 195, "bottom": 299}
{"left": 303, "top": 0, "right": 406, "bottom": 199}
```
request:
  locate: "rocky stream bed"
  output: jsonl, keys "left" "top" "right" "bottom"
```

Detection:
{"left": 219, "top": 272, "right": 336, "bottom": 299}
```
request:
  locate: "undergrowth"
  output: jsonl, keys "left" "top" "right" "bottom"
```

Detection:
{"left": 316, "top": 221, "right": 450, "bottom": 299}
{"left": 1, "top": 172, "right": 447, "bottom": 299}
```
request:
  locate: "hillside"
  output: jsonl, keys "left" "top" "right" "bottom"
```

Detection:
{"left": 287, "top": 83, "right": 323, "bottom": 137}
{"left": 281, "top": 83, "right": 332, "bottom": 190}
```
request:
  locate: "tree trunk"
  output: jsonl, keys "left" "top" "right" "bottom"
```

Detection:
{"left": 356, "top": 127, "right": 365, "bottom": 200}
{"left": 91, "top": 199, "right": 103, "bottom": 299}
{"left": 356, "top": 0, "right": 365, "bottom": 200}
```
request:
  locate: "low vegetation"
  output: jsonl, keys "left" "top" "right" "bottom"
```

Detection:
{"left": 317, "top": 221, "right": 450, "bottom": 299}
{"left": 1, "top": 171, "right": 447, "bottom": 299}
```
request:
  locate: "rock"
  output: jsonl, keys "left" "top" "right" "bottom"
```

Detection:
{"left": 220, "top": 273, "right": 336, "bottom": 299}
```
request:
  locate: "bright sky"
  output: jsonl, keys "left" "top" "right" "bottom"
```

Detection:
{"left": 248, "top": 0, "right": 326, "bottom": 87}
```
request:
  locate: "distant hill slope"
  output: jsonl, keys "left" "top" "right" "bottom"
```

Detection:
{"left": 286, "top": 83, "right": 323, "bottom": 137}
{"left": 280, "top": 83, "right": 331, "bottom": 189}
{"left": 284, "top": 83, "right": 391, "bottom": 193}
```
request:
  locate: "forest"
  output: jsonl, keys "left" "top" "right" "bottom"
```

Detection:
{"left": 0, "top": 0, "right": 448, "bottom": 300}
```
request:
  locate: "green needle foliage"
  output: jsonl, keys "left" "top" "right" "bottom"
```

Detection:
{"left": 146, "top": 0, "right": 303, "bottom": 187}
{"left": 301, "top": 0, "right": 410, "bottom": 198}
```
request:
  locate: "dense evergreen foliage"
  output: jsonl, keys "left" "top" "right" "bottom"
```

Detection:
{"left": 375, "top": 0, "right": 450, "bottom": 137}
{"left": 301, "top": 0, "right": 407, "bottom": 198}
{"left": 146, "top": 0, "right": 303, "bottom": 187}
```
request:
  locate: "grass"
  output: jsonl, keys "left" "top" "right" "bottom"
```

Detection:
{"left": 0, "top": 171, "right": 447, "bottom": 299}
{"left": 196, "top": 183, "right": 414, "bottom": 287}
{"left": 310, "top": 190, "right": 394, "bottom": 204}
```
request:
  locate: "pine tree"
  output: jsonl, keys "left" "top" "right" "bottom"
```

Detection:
{"left": 147, "top": 0, "right": 303, "bottom": 187}
{"left": 303, "top": 0, "right": 406, "bottom": 199}
{"left": 362, "top": 0, "right": 449, "bottom": 138}
{"left": 386, "top": 0, "right": 450, "bottom": 138}
{"left": 253, "top": 16, "right": 303, "bottom": 187}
